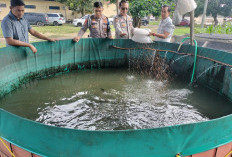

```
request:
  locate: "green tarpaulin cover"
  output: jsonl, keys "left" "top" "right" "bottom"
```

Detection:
{"left": 0, "top": 39, "right": 232, "bottom": 157}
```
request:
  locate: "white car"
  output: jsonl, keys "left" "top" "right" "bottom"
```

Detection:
{"left": 47, "top": 13, "right": 66, "bottom": 26}
{"left": 73, "top": 15, "right": 89, "bottom": 27}
{"left": 73, "top": 15, "right": 113, "bottom": 27}
{"left": 149, "top": 16, "right": 156, "bottom": 21}
{"left": 108, "top": 17, "right": 113, "bottom": 25}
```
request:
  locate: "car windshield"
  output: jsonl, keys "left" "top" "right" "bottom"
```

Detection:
{"left": 59, "top": 14, "right": 64, "bottom": 17}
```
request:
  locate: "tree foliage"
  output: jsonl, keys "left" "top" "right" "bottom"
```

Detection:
{"left": 109, "top": 0, "right": 120, "bottom": 14}
{"left": 128, "top": 0, "right": 174, "bottom": 27}
{"left": 56, "top": 0, "right": 94, "bottom": 17}
{"left": 195, "top": 0, "right": 232, "bottom": 25}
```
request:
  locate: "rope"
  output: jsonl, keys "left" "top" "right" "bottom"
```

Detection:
{"left": 111, "top": 46, "right": 232, "bottom": 68}
{"left": 0, "top": 137, "right": 16, "bottom": 157}
{"left": 225, "top": 150, "right": 232, "bottom": 157}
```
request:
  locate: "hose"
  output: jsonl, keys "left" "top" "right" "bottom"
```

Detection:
{"left": 178, "top": 37, "right": 198, "bottom": 85}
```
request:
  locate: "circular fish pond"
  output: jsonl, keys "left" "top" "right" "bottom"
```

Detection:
{"left": 0, "top": 68, "right": 232, "bottom": 131}
{"left": 0, "top": 39, "right": 232, "bottom": 157}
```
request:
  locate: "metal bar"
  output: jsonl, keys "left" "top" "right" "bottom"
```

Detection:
{"left": 190, "top": 10, "right": 195, "bottom": 45}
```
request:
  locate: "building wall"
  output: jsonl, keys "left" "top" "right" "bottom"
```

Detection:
{"left": 0, "top": 0, "right": 117, "bottom": 21}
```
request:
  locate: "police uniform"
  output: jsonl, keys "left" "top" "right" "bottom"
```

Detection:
{"left": 77, "top": 15, "right": 111, "bottom": 38}
{"left": 114, "top": 14, "right": 134, "bottom": 39}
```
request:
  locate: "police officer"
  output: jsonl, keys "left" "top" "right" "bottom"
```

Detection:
{"left": 1, "top": 0, "right": 55, "bottom": 53}
{"left": 73, "top": 2, "right": 112, "bottom": 42}
{"left": 114, "top": 0, "right": 134, "bottom": 39}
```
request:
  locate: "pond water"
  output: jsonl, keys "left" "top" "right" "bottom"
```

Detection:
{"left": 0, "top": 68, "right": 232, "bottom": 130}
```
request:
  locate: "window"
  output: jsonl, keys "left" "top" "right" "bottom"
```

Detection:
{"left": 48, "top": 14, "right": 60, "bottom": 17}
{"left": 49, "top": 6, "right": 60, "bottom": 10}
{"left": 25, "top": 5, "right": 36, "bottom": 9}
{"left": 0, "top": 3, "right": 6, "bottom": 8}
{"left": 47, "top": 14, "right": 53, "bottom": 17}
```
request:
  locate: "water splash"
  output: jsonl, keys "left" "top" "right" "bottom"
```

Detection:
{"left": 195, "top": 64, "right": 224, "bottom": 82}
{"left": 170, "top": 54, "right": 191, "bottom": 67}
{"left": 128, "top": 49, "right": 131, "bottom": 72}
{"left": 5, "top": 69, "right": 232, "bottom": 130}
{"left": 150, "top": 50, "right": 157, "bottom": 72}
{"left": 164, "top": 51, "right": 168, "bottom": 60}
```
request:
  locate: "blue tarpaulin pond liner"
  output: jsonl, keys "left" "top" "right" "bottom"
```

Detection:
{"left": 0, "top": 39, "right": 232, "bottom": 157}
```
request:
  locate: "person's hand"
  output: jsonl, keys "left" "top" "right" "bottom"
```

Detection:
{"left": 29, "top": 44, "right": 37, "bottom": 53}
{"left": 73, "top": 36, "right": 81, "bottom": 42}
{"left": 120, "top": 33, "right": 127, "bottom": 37}
{"left": 48, "top": 38, "right": 56, "bottom": 42}
{"left": 152, "top": 33, "right": 157, "bottom": 37}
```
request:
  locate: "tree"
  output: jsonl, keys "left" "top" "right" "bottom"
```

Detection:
{"left": 56, "top": 0, "right": 94, "bottom": 17}
{"left": 129, "top": 0, "right": 156, "bottom": 27}
{"left": 200, "top": 0, "right": 209, "bottom": 28}
{"left": 110, "top": 0, "right": 120, "bottom": 14}
{"left": 195, "top": 0, "right": 232, "bottom": 25}
{"left": 129, "top": 0, "right": 174, "bottom": 27}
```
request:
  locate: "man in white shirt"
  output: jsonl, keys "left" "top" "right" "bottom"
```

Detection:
{"left": 152, "top": 5, "right": 175, "bottom": 42}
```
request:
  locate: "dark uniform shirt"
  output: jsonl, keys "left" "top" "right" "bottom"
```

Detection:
{"left": 1, "top": 11, "right": 32, "bottom": 46}
{"left": 78, "top": 14, "right": 112, "bottom": 38}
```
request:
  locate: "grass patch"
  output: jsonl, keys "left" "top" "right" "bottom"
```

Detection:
{"left": 33, "top": 24, "right": 81, "bottom": 35}
{"left": 33, "top": 24, "right": 115, "bottom": 35}
{"left": 149, "top": 21, "right": 160, "bottom": 25}
{"left": 173, "top": 26, "right": 190, "bottom": 36}
{"left": 0, "top": 42, "right": 6, "bottom": 48}
{"left": 173, "top": 26, "right": 206, "bottom": 36}
{"left": 195, "top": 27, "right": 206, "bottom": 34}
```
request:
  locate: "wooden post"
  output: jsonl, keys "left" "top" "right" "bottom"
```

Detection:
{"left": 190, "top": 10, "right": 195, "bottom": 45}
{"left": 116, "top": 0, "right": 120, "bottom": 14}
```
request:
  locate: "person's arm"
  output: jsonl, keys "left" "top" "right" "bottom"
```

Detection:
{"left": 5, "top": 37, "right": 37, "bottom": 53}
{"left": 73, "top": 18, "right": 89, "bottom": 42}
{"left": 152, "top": 22, "right": 174, "bottom": 39}
{"left": 29, "top": 29, "right": 55, "bottom": 42}
{"left": 152, "top": 31, "right": 170, "bottom": 39}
